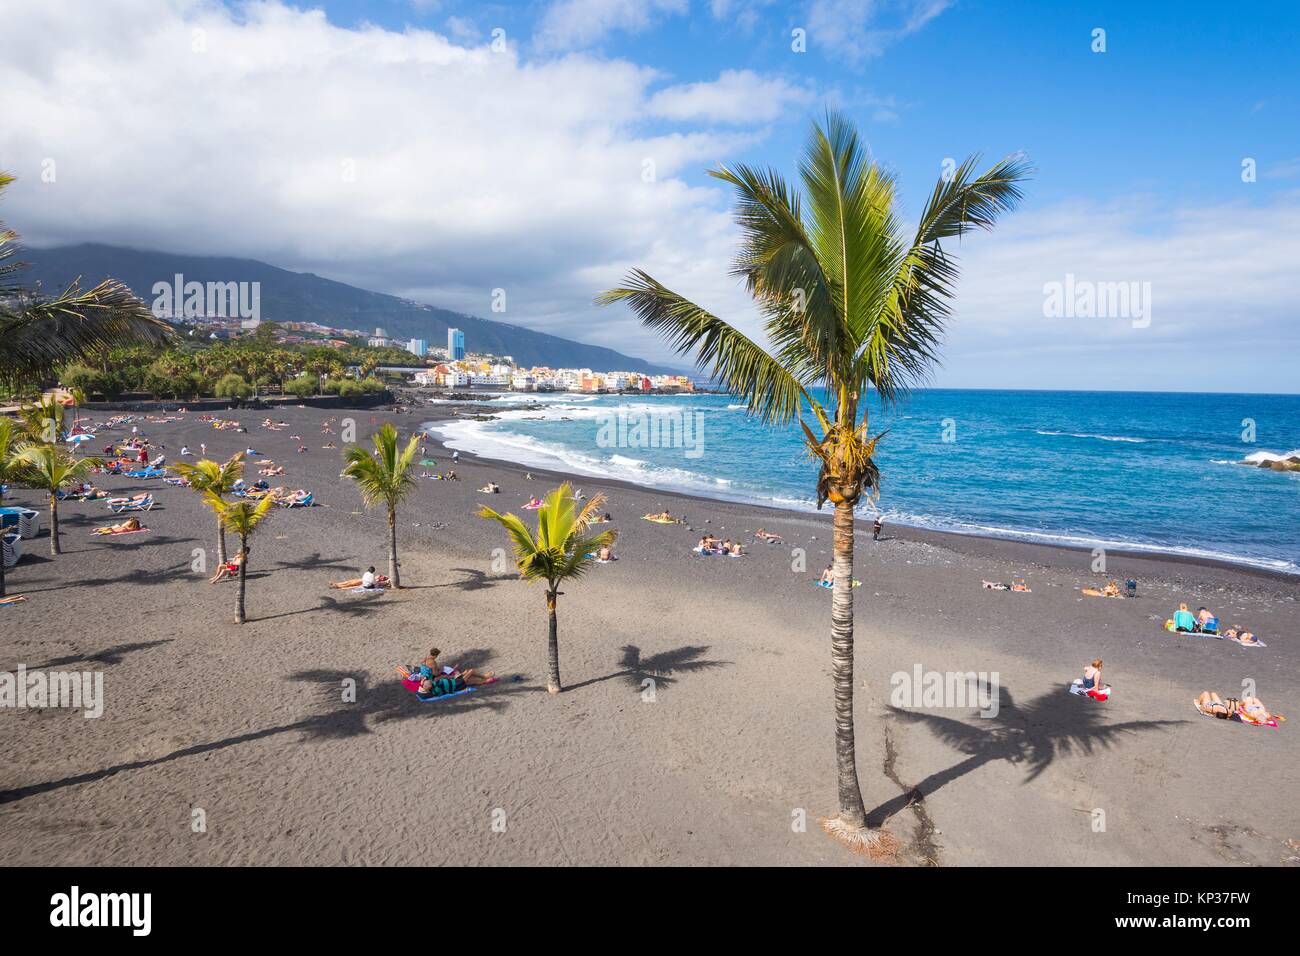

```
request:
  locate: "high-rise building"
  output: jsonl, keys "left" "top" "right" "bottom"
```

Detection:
{"left": 447, "top": 328, "right": 465, "bottom": 361}
{"left": 406, "top": 338, "right": 428, "bottom": 357}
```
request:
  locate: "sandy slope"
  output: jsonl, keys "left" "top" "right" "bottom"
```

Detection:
{"left": 1, "top": 402, "right": 1295, "bottom": 866}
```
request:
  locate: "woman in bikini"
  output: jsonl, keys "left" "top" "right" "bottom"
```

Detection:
{"left": 1196, "top": 691, "right": 1237, "bottom": 719}
{"left": 209, "top": 549, "right": 246, "bottom": 584}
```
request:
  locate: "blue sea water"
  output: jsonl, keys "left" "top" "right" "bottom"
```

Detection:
{"left": 428, "top": 389, "right": 1300, "bottom": 574}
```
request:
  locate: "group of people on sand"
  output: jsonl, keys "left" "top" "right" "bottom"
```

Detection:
{"left": 1168, "top": 602, "right": 1261, "bottom": 643}
{"left": 328, "top": 566, "right": 390, "bottom": 590}
{"left": 401, "top": 647, "right": 496, "bottom": 700}
{"left": 1195, "top": 691, "right": 1278, "bottom": 724}
{"left": 696, "top": 534, "right": 742, "bottom": 556}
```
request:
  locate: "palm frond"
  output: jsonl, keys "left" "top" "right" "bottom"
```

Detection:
{"left": 597, "top": 271, "right": 810, "bottom": 425}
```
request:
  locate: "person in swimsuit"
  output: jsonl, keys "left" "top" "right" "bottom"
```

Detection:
{"left": 209, "top": 549, "right": 246, "bottom": 583}
{"left": 1081, "top": 659, "right": 1108, "bottom": 696}
{"left": 818, "top": 565, "right": 834, "bottom": 586}
{"left": 1196, "top": 691, "right": 1236, "bottom": 718}
{"left": 1239, "top": 696, "right": 1273, "bottom": 723}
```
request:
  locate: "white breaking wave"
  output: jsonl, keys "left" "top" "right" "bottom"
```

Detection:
{"left": 1036, "top": 430, "right": 1148, "bottom": 443}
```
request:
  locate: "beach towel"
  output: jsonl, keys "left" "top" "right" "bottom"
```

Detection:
{"left": 0, "top": 595, "right": 26, "bottom": 606}
{"left": 400, "top": 674, "right": 476, "bottom": 701}
{"left": 1164, "top": 622, "right": 1223, "bottom": 639}
{"left": 92, "top": 526, "right": 149, "bottom": 536}
{"left": 1228, "top": 636, "right": 1267, "bottom": 648}
{"left": 1069, "top": 679, "right": 1110, "bottom": 700}
{"left": 521, "top": 501, "right": 543, "bottom": 510}
{"left": 816, "top": 580, "right": 861, "bottom": 588}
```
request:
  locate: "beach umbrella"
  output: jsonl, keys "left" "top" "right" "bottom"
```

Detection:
{"left": 67, "top": 434, "right": 95, "bottom": 444}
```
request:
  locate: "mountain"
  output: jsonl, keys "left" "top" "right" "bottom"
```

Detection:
{"left": 16, "top": 243, "right": 684, "bottom": 375}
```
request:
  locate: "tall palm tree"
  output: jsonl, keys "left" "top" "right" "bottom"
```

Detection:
{"left": 0, "top": 419, "right": 20, "bottom": 596}
{"left": 0, "top": 173, "right": 173, "bottom": 391}
{"left": 598, "top": 112, "right": 1029, "bottom": 850}
{"left": 14, "top": 443, "right": 102, "bottom": 555}
{"left": 210, "top": 494, "right": 275, "bottom": 624}
{"left": 478, "top": 483, "right": 616, "bottom": 694}
{"left": 341, "top": 423, "right": 419, "bottom": 588}
{"left": 170, "top": 453, "right": 246, "bottom": 566}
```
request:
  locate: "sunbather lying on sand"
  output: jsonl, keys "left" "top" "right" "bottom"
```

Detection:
{"left": 209, "top": 549, "right": 246, "bottom": 583}
{"left": 1222, "top": 625, "right": 1261, "bottom": 644}
{"left": 1196, "top": 691, "right": 1281, "bottom": 723}
{"left": 754, "top": 529, "right": 782, "bottom": 543}
{"left": 1081, "top": 579, "right": 1122, "bottom": 598}
{"left": 0, "top": 594, "right": 27, "bottom": 606}
{"left": 329, "top": 567, "right": 390, "bottom": 590}
{"left": 643, "top": 511, "right": 683, "bottom": 523}
{"left": 478, "top": 482, "right": 500, "bottom": 494}
{"left": 259, "top": 465, "right": 285, "bottom": 476}
{"left": 92, "top": 517, "right": 145, "bottom": 535}
{"left": 1195, "top": 691, "right": 1236, "bottom": 718}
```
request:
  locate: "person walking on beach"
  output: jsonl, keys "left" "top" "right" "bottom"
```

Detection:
{"left": 872, "top": 517, "right": 883, "bottom": 541}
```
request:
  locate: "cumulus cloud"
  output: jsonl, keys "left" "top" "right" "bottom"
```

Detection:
{"left": 534, "top": 0, "right": 689, "bottom": 52}
{"left": 648, "top": 70, "right": 816, "bottom": 124}
{"left": 0, "top": 0, "right": 768, "bottom": 360}
{"left": 933, "top": 193, "right": 1300, "bottom": 390}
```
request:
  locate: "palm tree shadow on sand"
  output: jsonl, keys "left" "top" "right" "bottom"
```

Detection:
{"left": 563, "top": 644, "right": 730, "bottom": 693}
{"left": 0, "top": 667, "right": 534, "bottom": 807}
{"left": 866, "top": 682, "right": 1186, "bottom": 829}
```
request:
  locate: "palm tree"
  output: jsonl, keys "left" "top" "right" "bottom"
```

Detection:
{"left": 0, "top": 418, "right": 20, "bottom": 596}
{"left": 597, "top": 112, "right": 1029, "bottom": 850}
{"left": 341, "top": 423, "right": 419, "bottom": 588}
{"left": 170, "top": 453, "right": 246, "bottom": 566}
{"left": 14, "top": 443, "right": 102, "bottom": 555}
{"left": 478, "top": 483, "right": 616, "bottom": 694}
{"left": 0, "top": 173, "right": 173, "bottom": 391}
{"left": 209, "top": 494, "right": 275, "bottom": 624}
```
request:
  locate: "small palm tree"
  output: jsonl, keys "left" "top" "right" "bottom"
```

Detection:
{"left": 0, "top": 418, "right": 20, "bottom": 595}
{"left": 479, "top": 483, "right": 616, "bottom": 694}
{"left": 599, "top": 111, "right": 1029, "bottom": 851}
{"left": 341, "top": 423, "right": 419, "bottom": 588}
{"left": 14, "top": 443, "right": 102, "bottom": 554}
{"left": 209, "top": 494, "right": 275, "bottom": 624}
{"left": 171, "top": 453, "right": 246, "bottom": 566}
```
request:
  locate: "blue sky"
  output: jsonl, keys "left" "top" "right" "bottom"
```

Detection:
{"left": 301, "top": 0, "right": 1300, "bottom": 211}
{"left": 2, "top": 0, "right": 1297, "bottom": 390}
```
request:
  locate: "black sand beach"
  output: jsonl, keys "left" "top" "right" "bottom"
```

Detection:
{"left": 2, "top": 401, "right": 1296, "bottom": 865}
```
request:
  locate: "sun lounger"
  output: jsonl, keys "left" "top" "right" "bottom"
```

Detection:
{"left": 2, "top": 530, "right": 22, "bottom": 568}
{"left": 0, "top": 506, "right": 40, "bottom": 539}
{"left": 108, "top": 495, "right": 154, "bottom": 513}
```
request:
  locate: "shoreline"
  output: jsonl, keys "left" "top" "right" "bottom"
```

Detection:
{"left": 3, "top": 401, "right": 1296, "bottom": 866}
{"left": 418, "top": 402, "right": 1300, "bottom": 584}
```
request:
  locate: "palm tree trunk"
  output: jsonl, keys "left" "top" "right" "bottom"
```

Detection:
{"left": 216, "top": 520, "right": 227, "bottom": 567}
{"left": 831, "top": 500, "right": 867, "bottom": 828}
{"left": 49, "top": 493, "right": 61, "bottom": 555}
{"left": 235, "top": 533, "right": 247, "bottom": 624}
{"left": 0, "top": 530, "right": 7, "bottom": 598}
{"left": 546, "top": 590, "right": 561, "bottom": 694}
{"left": 387, "top": 506, "right": 400, "bottom": 588}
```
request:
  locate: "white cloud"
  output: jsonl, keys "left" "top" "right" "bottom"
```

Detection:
{"left": 0, "top": 0, "right": 768, "bottom": 362}
{"left": 534, "top": 0, "right": 689, "bottom": 52}
{"left": 648, "top": 70, "right": 815, "bottom": 124}
{"left": 807, "top": 0, "right": 952, "bottom": 62}
{"left": 933, "top": 193, "right": 1300, "bottom": 390}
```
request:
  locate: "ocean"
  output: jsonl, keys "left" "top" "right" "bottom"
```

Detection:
{"left": 426, "top": 389, "right": 1300, "bottom": 575}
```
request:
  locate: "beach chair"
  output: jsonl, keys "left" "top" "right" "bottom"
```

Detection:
{"left": 0, "top": 506, "right": 41, "bottom": 539}
{"left": 2, "top": 530, "right": 21, "bottom": 568}
{"left": 109, "top": 494, "right": 154, "bottom": 513}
